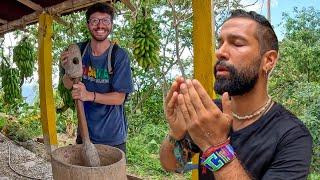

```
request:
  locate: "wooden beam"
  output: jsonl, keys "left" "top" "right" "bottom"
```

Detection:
{"left": 0, "top": 18, "right": 7, "bottom": 24}
{"left": 0, "top": 11, "right": 41, "bottom": 36}
{"left": 17, "top": 0, "right": 43, "bottom": 11}
{"left": 52, "top": 14, "right": 70, "bottom": 28}
{"left": 38, "top": 12, "right": 58, "bottom": 154}
{"left": 192, "top": 0, "right": 215, "bottom": 98}
{"left": 191, "top": 0, "right": 216, "bottom": 179}
{"left": 120, "top": 0, "right": 136, "bottom": 12}
{"left": 0, "top": 0, "right": 114, "bottom": 36}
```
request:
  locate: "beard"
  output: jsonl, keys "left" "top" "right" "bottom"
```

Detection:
{"left": 89, "top": 27, "right": 111, "bottom": 42}
{"left": 214, "top": 58, "right": 261, "bottom": 96}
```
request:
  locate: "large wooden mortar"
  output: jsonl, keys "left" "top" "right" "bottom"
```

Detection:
{"left": 51, "top": 144, "right": 126, "bottom": 180}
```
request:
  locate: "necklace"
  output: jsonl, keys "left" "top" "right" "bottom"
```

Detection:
{"left": 232, "top": 97, "right": 273, "bottom": 120}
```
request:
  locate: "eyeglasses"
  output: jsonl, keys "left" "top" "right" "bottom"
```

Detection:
{"left": 88, "top": 18, "right": 112, "bottom": 26}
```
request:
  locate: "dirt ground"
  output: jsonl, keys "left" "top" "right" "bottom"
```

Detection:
{"left": 0, "top": 134, "right": 147, "bottom": 180}
{"left": 0, "top": 133, "right": 185, "bottom": 180}
{"left": 0, "top": 133, "right": 52, "bottom": 179}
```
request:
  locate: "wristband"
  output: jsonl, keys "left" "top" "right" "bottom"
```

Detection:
{"left": 202, "top": 138, "right": 230, "bottom": 159}
{"left": 166, "top": 135, "right": 188, "bottom": 170}
{"left": 201, "top": 143, "right": 235, "bottom": 172}
{"left": 166, "top": 134, "right": 178, "bottom": 145}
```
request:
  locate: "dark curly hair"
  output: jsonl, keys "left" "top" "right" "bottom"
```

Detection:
{"left": 225, "top": 9, "right": 278, "bottom": 54}
{"left": 86, "top": 3, "right": 115, "bottom": 23}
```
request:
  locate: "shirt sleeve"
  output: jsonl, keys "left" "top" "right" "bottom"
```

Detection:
{"left": 262, "top": 124, "right": 313, "bottom": 180}
{"left": 111, "top": 48, "right": 133, "bottom": 94}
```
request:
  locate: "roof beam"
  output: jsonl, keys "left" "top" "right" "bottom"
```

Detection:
{"left": 0, "top": 0, "right": 115, "bottom": 35}
{"left": 120, "top": 0, "right": 136, "bottom": 12}
{"left": 0, "top": 18, "right": 7, "bottom": 24}
{"left": 17, "top": 0, "right": 43, "bottom": 11}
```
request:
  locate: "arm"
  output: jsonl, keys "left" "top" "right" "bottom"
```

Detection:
{"left": 214, "top": 158, "right": 251, "bottom": 179}
{"left": 160, "top": 77, "right": 187, "bottom": 172}
{"left": 178, "top": 79, "right": 251, "bottom": 179}
{"left": 72, "top": 82, "right": 126, "bottom": 105}
{"left": 159, "top": 135, "right": 179, "bottom": 171}
{"left": 62, "top": 74, "right": 73, "bottom": 89}
{"left": 94, "top": 91, "right": 125, "bottom": 105}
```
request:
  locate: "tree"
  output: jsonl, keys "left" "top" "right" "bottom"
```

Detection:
{"left": 269, "top": 7, "right": 320, "bottom": 172}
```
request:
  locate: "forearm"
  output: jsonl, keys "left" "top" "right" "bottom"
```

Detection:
{"left": 159, "top": 139, "right": 179, "bottom": 171}
{"left": 62, "top": 74, "right": 73, "bottom": 89}
{"left": 214, "top": 158, "right": 251, "bottom": 180}
{"left": 93, "top": 91, "right": 125, "bottom": 105}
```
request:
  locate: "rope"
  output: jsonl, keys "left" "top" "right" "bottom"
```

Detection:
{"left": 6, "top": 141, "right": 51, "bottom": 180}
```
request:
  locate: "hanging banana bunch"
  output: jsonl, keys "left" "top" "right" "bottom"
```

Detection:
{"left": 0, "top": 63, "right": 22, "bottom": 104}
{"left": 13, "top": 37, "right": 35, "bottom": 79}
{"left": 133, "top": 14, "right": 160, "bottom": 69}
{"left": 57, "top": 78, "right": 75, "bottom": 111}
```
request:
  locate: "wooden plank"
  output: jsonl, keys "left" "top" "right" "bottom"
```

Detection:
{"left": 0, "top": 18, "right": 7, "bottom": 24}
{"left": 38, "top": 12, "right": 58, "bottom": 154}
{"left": 0, "top": 0, "right": 113, "bottom": 35}
{"left": 192, "top": 0, "right": 216, "bottom": 98}
{"left": 191, "top": 0, "right": 216, "bottom": 179}
{"left": 17, "top": 0, "right": 43, "bottom": 11}
{"left": 120, "top": 0, "right": 136, "bottom": 12}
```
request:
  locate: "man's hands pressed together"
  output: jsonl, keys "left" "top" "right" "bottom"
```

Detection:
{"left": 180, "top": 79, "right": 233, "bottom": 151}
{"left": 165, "top": 77, "right": 233, "bottom": 151}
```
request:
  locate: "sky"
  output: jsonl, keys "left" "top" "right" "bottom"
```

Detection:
{"left": 3, "top": 0, "right": 319, "bottom": 104}
{"left": 243, "top": 0, "right": 319, "bottom": 40}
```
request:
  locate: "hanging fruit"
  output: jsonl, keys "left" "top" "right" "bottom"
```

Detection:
{"left": 13, "top": 37, "right": 35, "bottom": 79}
{"left": 132, "top": 13, "right": 160, "bottom": 69}
{"left": 57, "top": 67, "right": 75, "bottom": 112}
{"left": 0, "top": 63, "right": 22, "bottom": 104}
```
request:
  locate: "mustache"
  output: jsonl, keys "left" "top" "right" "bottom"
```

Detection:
{"left": 214, "top": 60, "right": 235, "bottom": 73}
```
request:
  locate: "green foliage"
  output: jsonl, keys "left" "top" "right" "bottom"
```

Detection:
{"left": 0, "top": 117, "right": 5, "bottom": 130}
{"left": 126, "top": 87, "right": 187, "bottom": 179}
{"left": 309, "top": 172, "right": 320, "bottom": 180}
{"left": 269, "top": 7, "right": 320, "bottom": 173}
{"left": 1, "top": 102, "right": 42, "bottom": 142}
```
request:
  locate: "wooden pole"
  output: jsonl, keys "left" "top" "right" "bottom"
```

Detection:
{"left": 191, "top": 0, "right": 216, "bottom": 179}
{"left": 38, "top": 12, "right": 58, "bottom": 155}
{"left": 267, "top": 0, "right": 271, "bottom": 22}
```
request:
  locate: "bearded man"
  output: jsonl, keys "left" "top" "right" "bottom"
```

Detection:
{"left": 160, "top": 9, "right": 312, "bottom": 180}
{"left": 61, "top": 3, "right": 133, "bottom": 153}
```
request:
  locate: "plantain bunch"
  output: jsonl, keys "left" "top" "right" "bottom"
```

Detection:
{"left": 13, "top": 37, "right": 35, "bottom": 79}
{"left": 133, "top": 16, "right": 160, "bottom": 69}
{"left": 0, "top": 64, "right": 22, "bottom": 104}
{"left": 58, "top": 80, "right": 74, "bottom": 110}
{"left": 57, "top": 69, "right": 74, "bottom": 111}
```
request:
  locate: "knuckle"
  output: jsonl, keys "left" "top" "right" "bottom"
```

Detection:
{"left": 212, "top": 110, "right": 222, "bottom": 119}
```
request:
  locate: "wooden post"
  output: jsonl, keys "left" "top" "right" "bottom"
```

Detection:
{"left": 38, "top": 12, "right": 58, "bottom": 155}
{"left": 191, "top": 0, "right": 216, "bottom": 179}
{"left": 267, "top": 0, "right": 271, "bottom": 22}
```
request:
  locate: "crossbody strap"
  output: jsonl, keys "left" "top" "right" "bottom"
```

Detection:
{"left": 107, "top": 42, "right": 114, "bottom": 75}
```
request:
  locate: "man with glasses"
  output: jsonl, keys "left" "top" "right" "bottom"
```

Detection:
{"left": 160, "top": 9, "right": 312, "bottom": 179}
{"left": 61, "top": 3, "right": 133, "bottom": 153}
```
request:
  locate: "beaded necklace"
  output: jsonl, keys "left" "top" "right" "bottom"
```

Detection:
{"left": 232, "top": 97, "right": 273, "bottom": 120}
